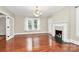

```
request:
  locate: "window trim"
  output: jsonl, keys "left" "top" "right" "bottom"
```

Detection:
{"left": 24, "top": 17, "right": 40, "bottom": 31}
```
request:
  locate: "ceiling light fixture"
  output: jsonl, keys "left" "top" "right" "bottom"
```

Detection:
{"left": 33, "top": 6, "right": 42, "bottom": 17}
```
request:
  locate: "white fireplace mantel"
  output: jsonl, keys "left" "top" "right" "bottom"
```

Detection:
{"left": 48, "top": 19, "right": 68, "bottom": 42}
{"left": 52, "top": 23, "right": 68, "bottom": 42}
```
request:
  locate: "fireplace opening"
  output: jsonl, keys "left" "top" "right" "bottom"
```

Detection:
{"left": 55, "top": 30, "right": 63, "bottom": 44}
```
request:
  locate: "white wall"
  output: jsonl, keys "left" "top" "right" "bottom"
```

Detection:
{"left": 0, "top": 15, "right": 6, "bottom": 35}
{"left": 14, "top": 16, "right": 48, "bottom": 34}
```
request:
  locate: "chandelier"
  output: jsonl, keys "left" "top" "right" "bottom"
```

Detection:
{"left": 33, "top": 6, "right": 42, "bottom": 17}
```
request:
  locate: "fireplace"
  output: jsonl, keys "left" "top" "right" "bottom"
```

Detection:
{"left": 55, "top": 30, "right": 63, "bottom": 44}
{"left": 52, "top": 23, "right": 68, "bottom": 43}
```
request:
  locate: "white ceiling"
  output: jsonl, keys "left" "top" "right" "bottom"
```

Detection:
{"left": 6, "top": 6, "right": 65, "bottom": 18}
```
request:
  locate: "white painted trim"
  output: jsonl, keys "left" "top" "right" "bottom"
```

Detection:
{"left": 6, "top": 16, "right": 15, "bottom": 40}
{"left": 76, "top": 7, "right": 79, "bottom": 37}
{"left": 64, "top": 39, "right": 79, "bottom": 45}
{"left": 0, "top": 10, "right": 15, "bottom": 41}
{"left": 14, "top": 32, "right": 48, "bottom": 35}
{"left": 24, "top": 17, "right": 40, "bottom": 31}
{"left": 52, "top": 23, "right": 68, "bottom": 42}
{"left": 70, "top": 39, "right": 79, "bottom": 45}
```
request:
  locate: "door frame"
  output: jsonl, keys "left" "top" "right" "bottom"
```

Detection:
{"left": 6, "top": 16, "right": 14, "bottom": 40}
{"left": 0, "top": 10, "right": 14, "bottom": 40}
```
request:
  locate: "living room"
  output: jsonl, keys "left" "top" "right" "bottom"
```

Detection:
{"left": 0, "top": 6, "right": 79, "bottom": 52}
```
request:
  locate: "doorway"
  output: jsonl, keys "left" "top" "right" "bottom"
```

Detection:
{"left": 0, "top": 12, "right": 14, "bottom": 51}
{"left": 0, "top": 12, "right": 14, "bottom": 41}
{"left": 0, "top": 13, "right": 6, "bottom": 51}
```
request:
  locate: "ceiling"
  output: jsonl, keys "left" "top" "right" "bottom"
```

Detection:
{"left": 6, "top": 6, "right": 65, "bottom": 18}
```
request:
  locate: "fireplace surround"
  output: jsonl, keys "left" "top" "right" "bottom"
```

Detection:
{"left": 52, "top": 23, "right": 68, "bottom": 42}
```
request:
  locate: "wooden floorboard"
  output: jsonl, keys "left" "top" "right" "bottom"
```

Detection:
{"left": 0, "top": 35, "right": 6, "bottom": 52}
{"left": 0, "top": 34, "right": 79, "bottom": 52}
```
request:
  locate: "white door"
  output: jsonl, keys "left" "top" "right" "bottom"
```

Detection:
{"left": 6, "top": 16, "right": 14, "bottom": 40}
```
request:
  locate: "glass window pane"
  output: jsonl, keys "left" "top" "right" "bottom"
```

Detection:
{"left": 34, "top": 20, "right": 38, "bottom": 29}
{"left": 28, "top": 20, "right": 32, "bottom": 30}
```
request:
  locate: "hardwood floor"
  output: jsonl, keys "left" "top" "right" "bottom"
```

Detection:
{"left": 0, "top": 33, "right": 79, "bottom": 52}
{"left": 0, "top": 35, "right": 6, "bottom": 52}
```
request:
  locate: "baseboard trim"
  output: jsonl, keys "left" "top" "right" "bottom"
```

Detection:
{"left": 14, "top": 32, "right": 48, "bottom": 35}
{"left": 70, "top": 40, "right": 79, "bottom": 45}
{"left": 64, "top": 39, "right": 79, "bottom": 45}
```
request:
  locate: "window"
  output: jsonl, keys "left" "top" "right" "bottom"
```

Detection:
{"left": 28, "top": 20, "right": 32, "bottom": 30}
{"left": 24, "top": 18, "right": 40, "bottom": 31}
